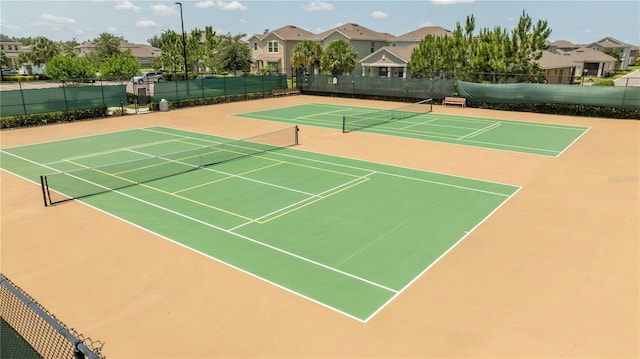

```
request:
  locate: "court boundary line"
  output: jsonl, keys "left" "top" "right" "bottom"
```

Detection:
{"left": 0, "top": 168, "right": 370, "bottom": 323}
{"left": 145, "top": 127, "right": 517, "bottom": 196}
{"left": 364, "top": 185, "right": 523, "bottom": 322}
{"left": 0, "top": 128, "right": 521, "bottom": 322}
{"left": 236, "top": 104, "right": 589, "bottom": 156}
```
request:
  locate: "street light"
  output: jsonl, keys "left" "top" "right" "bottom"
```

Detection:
{"left": 175, "top": 2, "right": 188, "bottom": 80}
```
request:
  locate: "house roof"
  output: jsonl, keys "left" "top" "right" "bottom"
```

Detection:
{"left": 360, "top": 45, "right": 417, "bottom": 65}
{"left": 0, "top": 34, "right": 17, "bottom": 43}
{"left": 548, "top": 40, "right": 580, "bottom": 48}
{"left": 74, "top": 40, "right": 161, "bottom": 57}
{"left": 394, "top": 26, "right": 453, "bottom": 42}
{"left": 560, "top": 47, "right": 617, "bottom": 62}
{"left": 313, "top": 23, "right": 395, "bottom": 42}
{"left": 536, "top": 50, "right": 576, "bottom": 69}
{"left": 270, "top": 25, "right": 315, "bottom": 41}
{"left": 586, "top": 36, "right": 634, "bottom": 49}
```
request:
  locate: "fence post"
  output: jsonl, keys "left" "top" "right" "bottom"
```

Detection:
{"left": 62, "top": 81, "right": 70, "bottom": 119}
{"left": 19, "top": 80, "right": 27, "bottom": 115}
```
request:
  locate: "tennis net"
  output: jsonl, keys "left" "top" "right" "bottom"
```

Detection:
{"left": 342, "top": 99, "right": 433, "bottom": 133}
{"left": 40, "top": 125, "right": 299, "bottom": 206}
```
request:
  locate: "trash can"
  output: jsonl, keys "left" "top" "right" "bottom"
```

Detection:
{"left": 159, "top": 99, "right": 169, "bottom": 112}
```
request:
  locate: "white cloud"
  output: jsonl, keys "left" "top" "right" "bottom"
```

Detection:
{"left": 151, "top": 4, "right": 179, "bottom": 16}
{"left": 369, "top": 11, "right": 388, "bottom": 19}
{"left": 115, "top": 0, "right": 141, "bottom": 13}
{"left": 136, "top": 20, "right": 159, "bottom": 28}
{"left": 431, "top": 0, "right": 475, "bottom": 4}
{"left": 196, "top": 1, "right": 247, "bottom": 10}
{"left": 106, "top": 26, "right": 119, "bottom": 33}
{"left": 40, "top": 14, "right": 77, "bottom": 24}
{"left": 302, "top": 1, "right": 334, "bottom": 12}
{"left": 239, "top": 18, "right": 248, "bottom": 24}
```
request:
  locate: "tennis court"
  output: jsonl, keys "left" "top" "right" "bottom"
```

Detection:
{"left": 236, "top": 103, "right": 589, "bottom": 156}
{"left": 0, "top": 125, "right": 519, "bottom": 321}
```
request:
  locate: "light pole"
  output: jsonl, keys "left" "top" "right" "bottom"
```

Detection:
{"left": 175, "top": 2, "right": 188, "bottom": 80}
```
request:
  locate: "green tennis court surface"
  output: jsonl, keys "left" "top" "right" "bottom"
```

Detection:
{"left": 1, "top": 127, "right": 519, "bottom": 321}
{"left": 236, "top": 103, "right": 589, "bottom": 156}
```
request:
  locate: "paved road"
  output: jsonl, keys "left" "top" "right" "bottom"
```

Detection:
{"left": 614, "top": 70, "right": 640, "bottom": 87}
{"left": 0, "top": 80, "right": 157, "bottom": 96}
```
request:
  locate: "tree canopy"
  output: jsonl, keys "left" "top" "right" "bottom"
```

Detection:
{"left": 411, "top": 12, "right": 551, "bottom": 82}
{"left": 320, "top": 39, "right": 357, "bottom": 76}
{"left": 291, "top": 39, "right": 323, "bottom": 74}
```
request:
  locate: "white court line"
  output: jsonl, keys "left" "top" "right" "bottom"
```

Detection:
{"left": 144, "top": 127, "right": 517, "bottom": 196}
{"left": 229, "top": 172, "right": 374, "bottom": 231}
{"left": 457, "top": 122, "right": 501, "bottom": 140}
{"left": 2, "top": 128, "right": 521, "bottom": 322}
{"left": 2, "top": 150, "right": 399, "bottom": 297}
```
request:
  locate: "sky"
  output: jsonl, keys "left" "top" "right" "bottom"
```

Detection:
{"left": 1, "top": 0, "right": 638, "bottom": 46}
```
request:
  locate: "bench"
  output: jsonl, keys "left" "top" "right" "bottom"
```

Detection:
{"left": 443, "top": 96, "right": 466, "bottom": 107}
{"left": 272, "top": 88, "right": 300, "bottom": 97}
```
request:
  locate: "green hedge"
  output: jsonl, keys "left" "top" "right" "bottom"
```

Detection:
{"left": 469, "top": 102, "right": 640, "bottom": 120}
{"left": 160, "top": 92, "right": 269, "bottom": 110}
{"left": 0, "top": 107, "right": 108, "bottom": 129}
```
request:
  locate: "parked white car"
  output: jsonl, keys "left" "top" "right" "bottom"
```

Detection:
{"left": 132, "top": 71, "right": 163, "bottom": 84}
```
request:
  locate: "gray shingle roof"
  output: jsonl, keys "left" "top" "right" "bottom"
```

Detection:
{"left": 312, "top": 23, "right": 395, "bottom": 42}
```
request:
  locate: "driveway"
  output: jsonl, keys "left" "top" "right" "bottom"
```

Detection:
{"left": 614, "top": 69, "right": 640, "bottom": 87}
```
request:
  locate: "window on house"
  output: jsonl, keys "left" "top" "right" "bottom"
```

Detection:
{"left": 254, "top": 42, "right": 257, "bottom": 50}
{"left": 268, "top": 41, "right": 279, "bottom": 53}
{"left": 371, "top": 42, "right": 375, "bottom": 53}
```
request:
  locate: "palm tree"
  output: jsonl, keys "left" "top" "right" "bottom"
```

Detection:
{"left": 320, "top": 39, "right": 357, "bottom": 76}
{"left": 291, "top": 39, "right": 322, "bottom": 75}
{"left": 30, "top": 36, "right": 59, "bottom": 66}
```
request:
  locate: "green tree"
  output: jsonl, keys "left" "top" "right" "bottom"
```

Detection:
{"left": 215, "top": 33, "right": 252, "bottom": 76}
{"left": 291, "top": 39, "right": 323, "bottom": 74}
{"left": 199, "top": 26, "right": 219, "bottom": 74}
{"left": 410, "top": 34, "right": 440, "bottom": 78}
{"left": 216, "top": 41, "right": 252, "bottom": 76}
{"left": 30, "top": 36, "right": 60, "bottom": 66}
{"left": 0, "top": 51, "right": 8, "bottom": 68}
{"left": 17, "top": 52, "right": 34, "bottom": 74}
{"left": 508, "top": 11, "right": 551, "bottom": 80}
{"left": 603, "top": 48, "right": 622, "bottom": 73}
{"left": 154, "top": 30, "right": 183, "bottom": 75}
{"left": 411, "top": 11, "right": 551, "bottom": 83}
{"left": 99, "top": 52, "right": 140, "bottom": 82}
{"left": 60, "top": 39, "right": 80, "bottom": 56}
{"left": 45, "top": 55, "right": 95, "bottom": 82}
{"left": 320, "top": 39, "right": 357, "bottom": 75}
{"left": 87, "top": 33, "right": 123, "bottom": 69}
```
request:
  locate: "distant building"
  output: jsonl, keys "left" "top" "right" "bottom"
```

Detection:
{"left": 310, "top": 23, "right": 395, "bottom": 76}
{"left": 536, "top": 51, "right": 577, "bottom": 84}
{"left": 0, "top": 34, "right": 23, "bottom": 70}
{"left": 248, "top": 25, "right": 315, "bottom": 75}
{"left": 74, "top": 40, "right": 162, "bottom": 67}
{"left": 585, "top": 37, "right": 637, "bottom": 70}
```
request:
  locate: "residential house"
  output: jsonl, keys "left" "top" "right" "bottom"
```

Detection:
{"left": 557, "top": 47, "right": 617, "bottom": 77}
{"left": 585, "top": 36, "right": 637, "bottom": 70}
{"left": 0, "top": 34, "right": 23, "bottom": 70}
{"left": 248, "top": 25, "right": 315, "bottom": 75}
{"left": 536, "top": 51, "right": 577, "bottom": 84}
{"left": 390, "top": 26, "right": 453, "bottom": 47}
{"left": 74, "top": 40, "right": 162, "bottom": 67}
{"left": 359, "top": 27, "right": 453, "bottom": 78}
{"left": 547, "top": 40, "right": 581, "bottom": 53}
{"left": 360, "top": 46, "right": 416, "bottom": 78}
{"left": 311, "top": 23, "right": 395, "bottom": 75}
